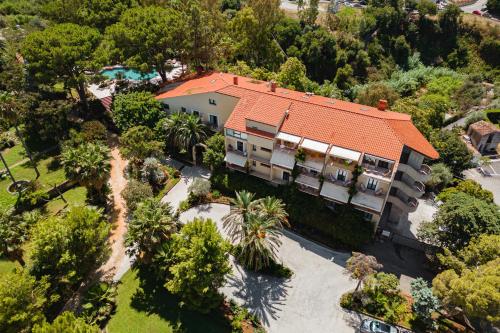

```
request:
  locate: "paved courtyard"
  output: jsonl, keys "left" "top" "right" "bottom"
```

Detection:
{"left": 464, "top": 159, "right": 500, "bottom": 205}
{"left": 180, "top": 204, "right": 360, "bottom": 333}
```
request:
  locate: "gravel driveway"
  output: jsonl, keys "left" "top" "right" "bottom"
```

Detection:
{"left": 180, "top": 203, "right": 360, "bottom": 333}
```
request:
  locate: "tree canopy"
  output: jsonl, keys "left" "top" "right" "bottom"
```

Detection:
{"left": 112, "top": 92, "right": 165, "bottom": 132}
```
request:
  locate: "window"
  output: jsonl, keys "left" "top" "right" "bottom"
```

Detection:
{"left": 378, "top": 160, "right": 389, "bottom": 169}
{"left": 367, "top": 178, "right": 378, "bottom": 191}
{"left": 260, "top": 163, "right": 271, "bottom": 168}
{"left": 192, "top": 110, "right": 200, "bottom": 117}
{"left": 181, "top": 107, "right": 187, "bottom": 113}
{"left": 163, "top": 103, "right": 170, "bottom": 110}
{"left": 209, "top": 114, "right": 218, "bottom": 128}
{"left": 225, "top": 129, "right": 247, "bottom": 140}
{"left": 362, "top": 212, "right": 373, "bottom": 221}
{"left": 260, "top": 147, "right": 272, "bottom": 153}
{"left": 337, "top": 169, "right": 348, "bottom": 181}
{"left": 209, "top": 98, "right": 216, "bottom": 105}
{"left": 252, "top": 144, "right": 256, "bottom": 151}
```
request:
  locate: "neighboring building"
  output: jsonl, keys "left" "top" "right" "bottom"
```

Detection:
{"left": 156, "top": 73, "right": 439, "bottom": 228}
{"left": 467, "top": 120, "right": 500, "bottom": 155}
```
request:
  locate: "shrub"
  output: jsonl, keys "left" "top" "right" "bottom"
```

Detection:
{"left": 81, "top": 282, "right": 117, "bottom": 327}
{"left": 140, "top": 157, "right": 166, "bottom": 188}
{"left": 340, "top": 292, "right": 354, "bottom": 308}
{"left": 211, "top": 190, "right": 221, "bottom": 199}
{"left": 427, "top": 163, "right": 453, "bottom": 191}
{"left": 121, "top": 180, "right": 153, "bottom": 212}
{"left": 178, "top": 199, "right": 190, "bottom": 212}
{"left": 81, "top": 121, "right": 107, "bottom": 143}
{"left": 356, "top": 82, "right": 399, "bottom": 107}
{"left": 464, "top": 111, "right": 487, "bottom": 129}
{"left": 188, "top": 178, "right": 211, "bottom": 203}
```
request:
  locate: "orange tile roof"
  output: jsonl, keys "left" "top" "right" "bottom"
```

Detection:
{"left": 156, "top": 72, "right": 439, "bottom": 160}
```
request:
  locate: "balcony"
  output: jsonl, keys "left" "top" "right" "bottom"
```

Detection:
{"left": 350, "top": 184, "right": 386, "bottom": 212}
{"left": 392, "top": 179, "right": 425, "bottom": 198}
{"left": 295, "top": 171, "right": 321, "bottom": 195}
{"left": 362, "top": 163, "right": 393, "bottom": 180}
{"left": 320, "top": 179, "right": 350, "bottom": 203}
{"left": 387, "top": 194, "right": 419, "bottom": 213}
{"left": 296, "top": 155, "right": 325, "bottom": 172}
{"left": 397, "top": 163, "right": 431, "bottom": 183}
{"left": 270, "top": 144, "right": 296, "bottom": 170}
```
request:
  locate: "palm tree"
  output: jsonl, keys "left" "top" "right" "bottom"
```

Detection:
{"left": 0, "top": 92, "right": 40, "bottom": 178}
{"left": 176, "top": 114, "right": 209, "bottom": 158}
{"left": 223, "top": 191, "right": 289, "bottom": 271}
{"left": 124, "top": 198, "right": 177, "bottom": 263}
{"left": 160, "top": 112, "right": 186, "bottom": 148}
{"left": 61, "top": 142, "right": 111, "bottom": 202}
{"left": 223, "top": 190, "right": 257, "bottom": 242}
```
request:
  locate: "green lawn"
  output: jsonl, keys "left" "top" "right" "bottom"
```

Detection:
{"left": 107, "top": 269, "right": 231, "bottom": 333}
{"left": 1, "top": 144, "right": 26, "bottom": 168}
{"left": 0, "top": 154, "right": 67, "bottom": 211}
{"left": 45, "top": 186, "right": 88, "bottom": 215}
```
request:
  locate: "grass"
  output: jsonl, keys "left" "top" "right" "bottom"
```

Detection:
{"left": 107, "top": 268, "right": 231, "bottom": 333}
{"left": 45, "top": 186, "right": 88, "bottom": 215}
{"left": 0, "top": 257, "right": 18, "bottom": 275}
{"left": 155, "top": 177, "right": 181, "bottom": 201}
{"left": 1, "top": 144, "right": 26, "bottom": 168}
{"left": 0, "top": 154, "right": 67, "bottom": 211}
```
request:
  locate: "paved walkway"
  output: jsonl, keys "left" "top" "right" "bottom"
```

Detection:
{"left": 160, "top": 164, "right": 210, "bottom": 210}
{"left": 179, "top": 203, "right": 359, "bottom": 333}
{"left": 99, "top": 135, "right": 134, "bottom": 282}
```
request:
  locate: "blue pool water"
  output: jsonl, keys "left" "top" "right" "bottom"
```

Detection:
{"left": 100, "top": 67, "right": 158, "bottom": 80}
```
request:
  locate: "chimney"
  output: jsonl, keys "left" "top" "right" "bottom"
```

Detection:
{"left": 270, "top": 81, "right": 277, "bottom": 93}
{"left": 233, "top": 76, "right": 238, "bottom": 85}
{"left": 378, "top": 99, "right": 388, "bottom": 111}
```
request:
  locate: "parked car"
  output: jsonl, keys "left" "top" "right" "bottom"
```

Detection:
{"left": 360, "top": 319, "right": 399, "bottom": 333}
{"left": 472, "top": 10, "right": 482, "bottom": 15}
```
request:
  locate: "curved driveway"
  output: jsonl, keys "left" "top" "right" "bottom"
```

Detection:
{"left": 180, "top": 203, "right": 360, "bottom": 333}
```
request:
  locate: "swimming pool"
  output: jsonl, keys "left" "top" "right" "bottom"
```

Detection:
{"left": 100, "top": 67, "right": 158, "bottom": 81}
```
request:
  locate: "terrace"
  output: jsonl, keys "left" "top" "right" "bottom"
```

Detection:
{"left": 361, "top": 154, "right": 395, "bottom": 180}
{"left": 296, "top": 138, "right": 329, "bottom": 172}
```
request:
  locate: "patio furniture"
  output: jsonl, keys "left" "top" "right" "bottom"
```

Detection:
{"left": 359, "top": 183, "right": 366, "bottom": 192}
{"left": 375, "top": 188, "right": 383, "bottom": 196}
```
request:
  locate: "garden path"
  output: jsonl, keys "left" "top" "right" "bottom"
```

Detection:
{"left": 99, "top": 134, "right": 134, "bottom": 282}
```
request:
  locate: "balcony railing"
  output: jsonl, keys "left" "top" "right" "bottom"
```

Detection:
{"left": 357, "top": 183, "right": 386, "bottom": 197}
{"left": 362, "top": 163, "right": 393, "bottom": 179}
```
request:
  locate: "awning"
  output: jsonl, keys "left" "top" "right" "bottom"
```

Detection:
{"left": 270, "top": 148, "right": 296, "bottom": 170}
{"left": 224, "top": 151, "right": 247, "bottom": 167}
{"left": 276, "top": 132, "right": 301, "bottom": 144}
{"left": 329, "top": 146, "right": 361, "bottom": 162}
{"left": 300, "top": 138, "right": 329, "bottom": 154}
{"left": 320, "top": 182, "right": 349, "bottom": 203}
{"left": 351, "top": 192, "right": 384, "bottom": 212}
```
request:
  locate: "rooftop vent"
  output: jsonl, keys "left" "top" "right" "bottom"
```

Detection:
{"left": 305, "top": 92, "right": 314, "bottom": 97}
{"left": 233, "top": 76, "right": 238, "bottom": 85}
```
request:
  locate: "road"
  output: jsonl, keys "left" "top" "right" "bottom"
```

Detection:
{"left": 460, "top": 0, "right": 487, "bottom": 13}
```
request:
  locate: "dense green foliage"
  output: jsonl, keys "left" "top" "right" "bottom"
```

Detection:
{"left": 418, "top": 192, "right": 500, "bottom": 251}
{"left": 0, "top": 269, "right": 49, "bottom": 333}
{"left": 28, "top": 207, "right": 110, "bottom": 297}
{"left": 203, "top": 133, "right": 226, "bottom": 170}
{"left": 159, "top": 218, "right": 231, "bottom": 313}
{"left": 410, "top": 278, "right": 440, "bottom": 330}
{"left": 437, "top": 179, "right": 494, "bottom": 203}
{"left": 120, "top": 125, "right": 163, "bottom": 169}
{"left": 121, "top": 179, "right": 153, "bottom": 213}
{"left": 429, "top": 129, "right": 473, "bottom": 175}
{"left": 33, "top": 311, "right": 100, "bottom": 333}
{"left": 112, "top": 92, "right": 164, "bottom": 132}
{"left": 125, "top": 198, "right": 176, "bottom": 263}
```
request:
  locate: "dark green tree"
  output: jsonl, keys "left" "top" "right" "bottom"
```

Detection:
{"left": 429, "top": 129, "right": 473, "bottom": 174}
{"left": 112, "top": 92, "right": 165, "bottom": 132}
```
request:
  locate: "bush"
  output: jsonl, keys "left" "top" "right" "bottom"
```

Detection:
{"left": 188, "top": 178, "right": 211, "bottom": 203}
{"left": 211, "top": 190, "right": 221, "bottom": 199}
{"left": 464, "top": 111, "right": 487, "bottom": 129}
{"left": 356, "top": 82, "right": 399, "bottom": 107}
{"left": 121, "top": 180, "right": 153, "bottom": 212}
{"left": 140, "top": 157, "right": 166, "bottom": 188}
{"left": 178, "top": 199, "right": 190, "bottom": 212}
{"left": 81, "top": 121, "right": 107, "bottom": 143}
{"left": 0, "top": 131, "right": 17, "bottom": 150}
{"left": 340, "top": 292, "right": 354, "bottom": 308}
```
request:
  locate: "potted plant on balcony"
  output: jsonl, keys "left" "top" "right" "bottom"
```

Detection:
{"left": 295, "top": 148, "right": 306, "bottom": 163}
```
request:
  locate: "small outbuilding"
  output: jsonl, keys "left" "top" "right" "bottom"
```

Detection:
{"left": 467, "top": 120, "right": 500, "bottom": 154}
